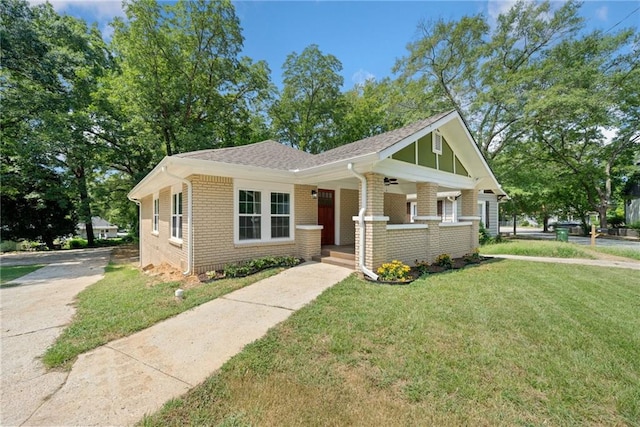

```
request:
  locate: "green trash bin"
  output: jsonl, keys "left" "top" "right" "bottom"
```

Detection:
{"left": 555, "top": 228, "right": 569, "bottom": 242}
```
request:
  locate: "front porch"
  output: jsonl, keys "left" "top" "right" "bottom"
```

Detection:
{"left": 298, "top": 172, "right": 482, "bottom": 275}
{"left": 312, "top": 245, "right": 356, "bottom": 270}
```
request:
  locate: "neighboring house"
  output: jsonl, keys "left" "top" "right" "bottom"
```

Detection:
{"left": 77, "top": 217, "right": 118, "bottom": 239}
{"left": 407, "top": 190, "right": 503, "bottom": 236}
{"left": 624, "top": 181, "right": 640, "bottom": 225}
{"left": 128, "top": 110, "right": 506, "bottom": 278}
{"left": 623, "top": 160, "right": 640, "bottom": 225}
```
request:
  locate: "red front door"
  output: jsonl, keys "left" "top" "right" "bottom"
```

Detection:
{"left": 317, "top": 189, "right": 335, "bottom": 245}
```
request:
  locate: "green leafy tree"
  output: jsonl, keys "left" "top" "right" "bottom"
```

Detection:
{"left": 394, "top": 0, "right": 638, "bottom": 228}
{"left": 270, "top": 44, "right": 345, "bottom": 153}
{"left": 523, "top": 29, "right": 639, "bottom": 229}
{"left": 1, "top": 0, "right": 113, "bottom": 246}
{"left": 1, "top": 158, "right": 77, "bottom": 249}
{"left": 110, "top": 0, "right": 272, "bottom": 159}
{"left": 395, "top": 0, "right": 583, "bottom": 160}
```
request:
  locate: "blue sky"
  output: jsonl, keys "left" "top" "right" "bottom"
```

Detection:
{"left": 37, "top": 1, "right": 640, "bottom": 89}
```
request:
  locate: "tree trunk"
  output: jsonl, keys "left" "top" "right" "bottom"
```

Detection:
{"left": 42, "top": 233, "right": 55, "bottom": 251}
{"left": 513, "top": 212, "right": 517, "bottom": 236}
{"left": 542, "top": 215, "right": 550, "bottom": 233}
{"left": 76, "top": 166, "right": 95, "bottom": 246}
{"left": 597, "top": 205, "right": 608, "bottom": 231}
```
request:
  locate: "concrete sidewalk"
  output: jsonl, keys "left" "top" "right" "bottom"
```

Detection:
{"left": 491, "top": 254, "right": 640, "bottom": 270}
{"left": 1, "top": 248, "right": 112, "bottom": 427}
{"left": 24, "top": 262, "right": 352, "bottom": 426}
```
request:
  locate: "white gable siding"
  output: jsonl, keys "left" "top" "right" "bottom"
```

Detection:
{"left": 478, "top": 193, "right": 499, "bottom": 236}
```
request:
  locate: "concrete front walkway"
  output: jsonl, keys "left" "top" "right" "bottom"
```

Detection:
{"left": 23, "top": 262, "right": 352, "bottom": 426}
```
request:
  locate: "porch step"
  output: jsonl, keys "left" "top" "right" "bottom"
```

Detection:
{"left": 320, "top": 248, "right": 355, "bottom": 261}
{"left": 312, "top": 255, "right": 355, "bottom": 270}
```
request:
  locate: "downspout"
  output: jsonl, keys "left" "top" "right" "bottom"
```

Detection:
{"left": 127, "top": 196, "right": 142, "bottom": 268}
{"left": 161, "top": 166, "right": 193, "bottom": 276}
{"left": 347, "top": 163, "right": 379, "bottom": 280}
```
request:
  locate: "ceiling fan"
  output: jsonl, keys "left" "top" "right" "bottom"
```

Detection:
{"left": 384, "top": 177, "right": 399, "bottom": 186}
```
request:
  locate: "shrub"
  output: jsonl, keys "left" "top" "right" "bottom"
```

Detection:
{"left": 607, "top": 213, "right": 625, "bottom": 228}
{"left": 479, "top": 222, "right": 494, "bottom": 245}
{"left": 377, "top": 260, "right": 411, "bottom": 282}
{"left": 520, "top": 220, "right": 530, "bottom": 227}
{"left": 415, "top": 260, "right": 430, "bottom": 276}
{"left": 223, "top": 263, "right": 253, "bottom": 278}
{"left": 67, "top": 238, "right": 88, "bottom": 249}
{"left": 628, "top": 221, "right": 640, "bottom": 231}
{"left": 435, "top": 253, "right": 453, "bottom": 269}
{"left": 0, "top": 241, "right": 18, "bottom": 252}
{"left": 463, "top": 249, "right": 481, "bottom": 263}
{"left": 221, "top": 256, "right": 302, "bottom": 278}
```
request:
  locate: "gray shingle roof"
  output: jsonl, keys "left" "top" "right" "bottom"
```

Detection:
{"left": 172, "top": 111, "right": 454, "bottom": 170}
{"left": 309, "top": 111, "right": 452, "bottom": 167}
{"left": 174, "top": 140, "right": 316, "bottom": 170}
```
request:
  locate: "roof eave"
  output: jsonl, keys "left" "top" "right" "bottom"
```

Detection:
{"left": 127, "top": 156, "right": 299, "bottom": 200}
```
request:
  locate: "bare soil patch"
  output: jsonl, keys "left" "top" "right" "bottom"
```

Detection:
{"left": 110, "top": 244, "right": 140, "bottom": 265}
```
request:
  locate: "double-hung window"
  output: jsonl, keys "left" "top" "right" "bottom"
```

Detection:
{"left": 271, "top": 192, "right": 290, "bottom": 238}
{"left": 172, "top": 192, "right": 183, "bottom": 240}
{"left": 152, "top": 198, "right": 159, "bottom": 233}
{"left": 236, "top": 182, "right": 293, "bottom": 243}
{"left": 239, "top": 190, "right": 261, "bottom": 240}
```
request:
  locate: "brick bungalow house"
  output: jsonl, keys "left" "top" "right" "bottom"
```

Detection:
{"left": 128, "top": 110, "right": 506, "bottom": 279}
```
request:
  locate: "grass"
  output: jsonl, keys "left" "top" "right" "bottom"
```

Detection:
{"left": 588, "top": 246, "right": 640, "bottom": 261}
{"left": 43, "top": 264, "right": 282, "bottom": 370}
{"left": 140, "top": 260, "right": 640, "bottom": 426}
{"left": 0, "top": 264, "right": 44, "bottom": 286}
{"left": 479, "top": 240, "right": 595, "bottom": 258}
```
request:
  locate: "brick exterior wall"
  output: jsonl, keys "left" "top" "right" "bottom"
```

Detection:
{"left": 384, "top": 193, "right": 408, "bottom": 224}
{"left": 439, "top": 224, "right": 473, "bottom": 258}
{"left": 295, "top": 228, "right": 321, "bottom": 261}
{"left": 140, "top": 185, "right": 187, "bottom": 270}
{"left": 461, "top": 189, "right": 478, "bottom": 216}
{"left": 416, "top": 182, "right": 438, "bottom": 217}
{"left": 424, "top": 220, "right": 441, "bottom": 262}
{"left": 294, "top": 184, "right": 321, "bottom": 261}
{"left": 365, "top": 221, "right": 387, "bottom": 270}
{"left": 387, "top": 228, "right": 429, "bottom": 265}
{"left": 460, "top": 189, "right": 480, "bottom": 250}
{"left": 294, "top": 184, "right": 318, "bottom": 225}
{"left": 140, "top": 175, "right": 318, "bottom": 275}
{"left": 363, "top": 173, "right": 387, "bottom": 271}
{"left": 365, "top": 173, "right": 385, "bottom": 216}
{"left": 340, "top": 189, "right": 358, "bottom": 245}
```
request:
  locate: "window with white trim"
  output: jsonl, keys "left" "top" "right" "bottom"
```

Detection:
{"left": 171, "top": 192, "right": 183, "bottom": 240}
{"left": 235, "top": 181, "right": 294, "bottom": 243}
{"left": 152, "top": 198, "right": 159, "bottom": 233}
{"left": 239, "top": 190, "right": 262, "bottom": 240}
{"left": 271, "top": 192, "right": 290, "bottom": 238}
{"left": 478, "top": 201, "right": 487, "bottom": 227}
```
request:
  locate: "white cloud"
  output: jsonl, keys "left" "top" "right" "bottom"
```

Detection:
{"left": 595, "top": 6, "right": 608, "bottom": 21}
{"left": 487, "top": 0, "right": 519, "bottom": 22}
{"left": 29, "top": 1, "right": 125, "bottom": 22}
{"left": 28, "top": 1, "right": 124, "bottom": 40}
{"left": 600, "top": 127, "right": 617, "bottom": 145}
{"left": 352, "top": 69, "right": 375, "bottom": 85}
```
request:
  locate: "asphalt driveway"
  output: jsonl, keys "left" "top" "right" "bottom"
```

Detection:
{"left": 0, "top": 248, "right": 112, "bottom": 426}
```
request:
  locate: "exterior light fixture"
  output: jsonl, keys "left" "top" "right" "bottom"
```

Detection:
{"left": 311, "top": 190, "right": 318, "bottom": 199}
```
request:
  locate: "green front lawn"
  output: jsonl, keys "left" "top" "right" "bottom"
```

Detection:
{"left": 142, "top": 260, "right": 639, "bottom": 426}
{"left": 479, "top": 240, "right": 595, "bottom": 258}
{"left": 0, "top": 264, "right": 44, "bottom": 285}
{"left": 43, "top": 264, "right": 283, "bottom": 369}
{"left": 588, "top": 246, "right": 640, "bottom": 261}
